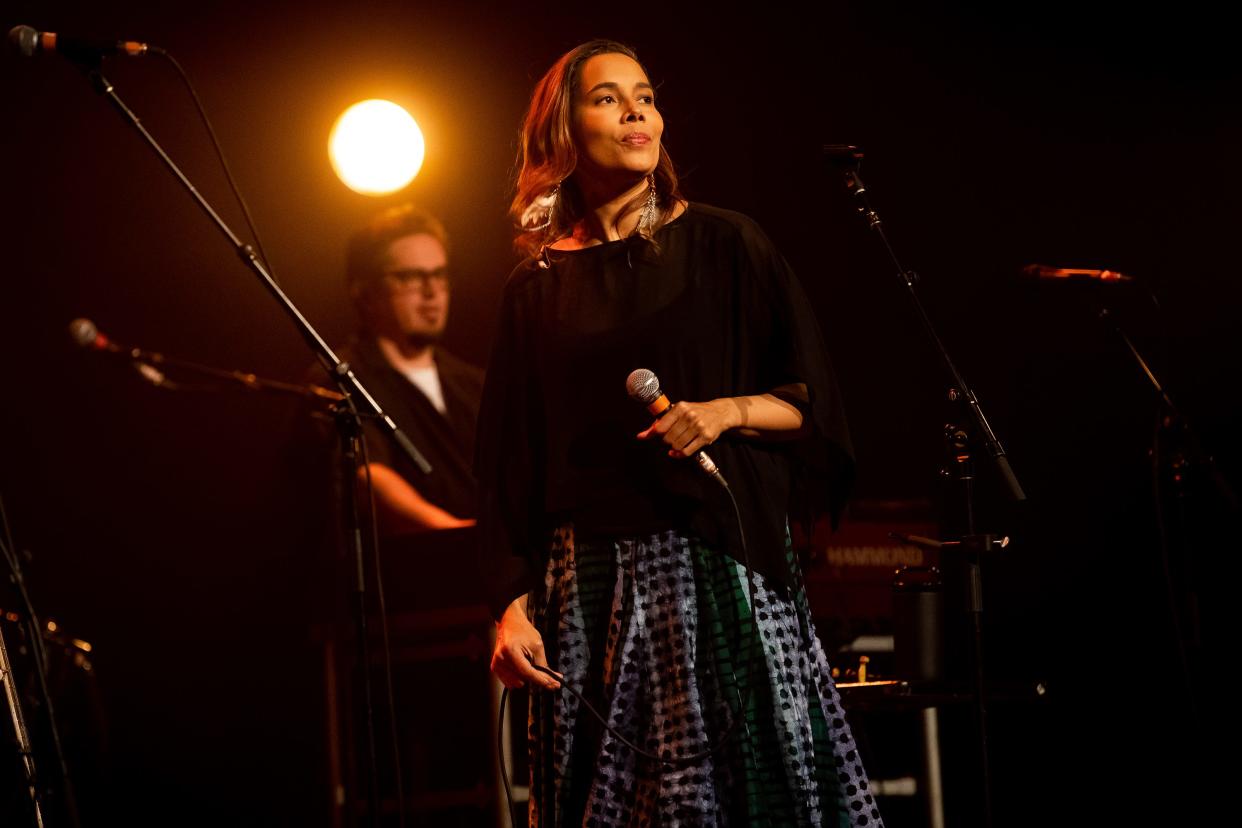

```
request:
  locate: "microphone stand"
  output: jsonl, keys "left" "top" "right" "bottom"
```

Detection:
{"left": 81, "top": 331, "right": 346, "bottom": 402}
{"left": 1095, "top": 306, "right": 1236, "bottom": 730}
{"left": 79, "top": 330, "right": 409, "bottom": 823}
{"left": 826, "top": 145, "right": 1027, "bottom": 828}
{"left": 0, "top": 545, "right": 47, "bottom": 828}
{"left": 4, "top": 487, "right": 81, "bottom": 828}
{"left": 67, "top": 57, "right": 430, "bottom": 826}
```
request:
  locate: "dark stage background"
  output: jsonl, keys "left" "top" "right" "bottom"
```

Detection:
{"left": 2, "top": 2, "right": 1237, "bottom": 825}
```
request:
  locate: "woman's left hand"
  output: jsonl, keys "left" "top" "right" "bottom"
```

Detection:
{"left": 637, "top": 399, "right": 737, "bottom": 459}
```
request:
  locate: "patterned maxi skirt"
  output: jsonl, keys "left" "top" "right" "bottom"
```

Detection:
{"left": 527, "top": 525, "right": 884, "bottom": 827}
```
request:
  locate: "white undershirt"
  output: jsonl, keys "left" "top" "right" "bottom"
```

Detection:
{"left": 402, "top": 364, "right": 447, "bottom": 414}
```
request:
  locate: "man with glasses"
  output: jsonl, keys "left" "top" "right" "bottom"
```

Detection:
{"left": 339, "top": 203, "right": 484, "bottom": 532}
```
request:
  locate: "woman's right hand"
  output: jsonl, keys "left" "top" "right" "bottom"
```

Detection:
{"left": 491, "top": 596, "right": 562, "bottom": 691}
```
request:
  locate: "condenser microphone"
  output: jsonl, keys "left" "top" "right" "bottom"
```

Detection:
{"left": 7, "top": 25, "right": 150, "bottom": 61}
{"left": 626, "top": 368, "right": 728, "bottom": 488}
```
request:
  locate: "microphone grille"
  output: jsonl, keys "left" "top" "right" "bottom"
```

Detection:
{"left": 7, "top": 26, "right": 40, "bottom": 58}
{"left": 68, "top": 317, "right": 98, "bottom": 347}
{"left": 625, "top": 368, "right": 662, "bottom": 405}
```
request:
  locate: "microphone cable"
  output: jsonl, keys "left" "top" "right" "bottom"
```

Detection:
{"left": 146, "top": 47, "right": 280, "bottom": 284}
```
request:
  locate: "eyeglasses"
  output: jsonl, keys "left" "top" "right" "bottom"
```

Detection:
{"left": 380, "top": 266, "right": 450, "bottom": 290}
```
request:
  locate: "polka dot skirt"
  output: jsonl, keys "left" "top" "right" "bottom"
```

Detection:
{"left": 526, "top": 525, "right": 884, "bottom": 827}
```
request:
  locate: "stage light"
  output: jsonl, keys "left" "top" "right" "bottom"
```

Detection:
{"left": 329, "top": 99, "right": 425, "bottom": 196}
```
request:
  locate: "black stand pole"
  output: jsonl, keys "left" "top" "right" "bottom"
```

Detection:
{"left": 1096, "top": 306, "right": 1238, "bottom": 734}
{"left": 827, "top": 145, "right": 1027, "bottom": 828}
{"left": 827, "top": 147, "right": 1024, "bottom": 505}
{"left": 2, "top": 492, "right": 79, "bottom": 828}
{"left": 0, "top": 617, "right": 45, "bottom": 827}
{"left": 71, "top": 63, "right": 432, "bottom": 826}
{"left": 333, "top": 403, "right": 383, "bottom": 826}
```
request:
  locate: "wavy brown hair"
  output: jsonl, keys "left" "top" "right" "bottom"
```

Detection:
{"left": 510, "top": 39, "right": 682, "bottom": 258}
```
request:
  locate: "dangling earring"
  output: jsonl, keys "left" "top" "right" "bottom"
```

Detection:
{"left": 520, "top": 184, "right": 560, "bottom": 232}
{"left": 637, "top": 175, "right": 658, "bottom": 235}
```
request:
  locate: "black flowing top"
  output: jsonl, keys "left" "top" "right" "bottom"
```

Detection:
{"left": 475, "top": 203, "right": 854, "bottom": 618}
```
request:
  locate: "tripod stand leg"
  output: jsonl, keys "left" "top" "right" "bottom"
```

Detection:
{"left": 1, "top": 624, "right": 45, "bottom": 828}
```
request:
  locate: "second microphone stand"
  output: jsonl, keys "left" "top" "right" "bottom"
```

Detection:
{"left": 826, "top": 144, "right": 1027, "bottom": 828}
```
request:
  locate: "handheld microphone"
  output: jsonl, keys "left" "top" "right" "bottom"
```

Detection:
{"left": 7, "top": 25, "right": 150, "bottom": 61}
{"left": 626, "top": 368, "right": 728, "bottom": 488}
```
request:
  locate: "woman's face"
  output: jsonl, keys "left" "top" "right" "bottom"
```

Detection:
{"left": 572, "top": 52, "right": 663, "bottom": 185}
